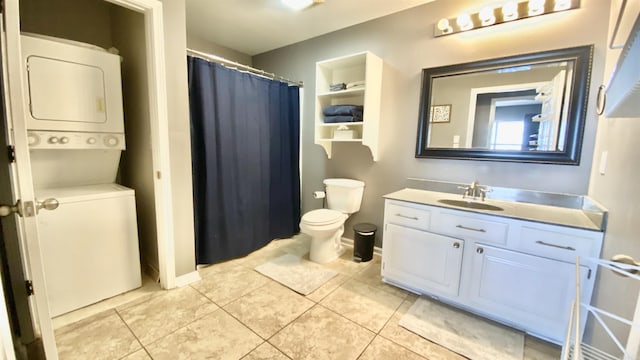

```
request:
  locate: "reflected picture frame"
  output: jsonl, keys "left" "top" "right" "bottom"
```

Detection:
{"left": 430, "top": 104, "right": 451, "bottom": 123}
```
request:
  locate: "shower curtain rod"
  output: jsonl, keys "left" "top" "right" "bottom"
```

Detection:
{"left": 186, "top": 48, "right": 304, "bottom": 87}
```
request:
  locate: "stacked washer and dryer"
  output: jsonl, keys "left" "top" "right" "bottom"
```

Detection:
{"left": 21, "top": 33, "right": 141, "bottom": 317}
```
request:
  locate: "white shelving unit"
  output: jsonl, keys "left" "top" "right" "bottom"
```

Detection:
{"left": 562, "top": 257, "right": 640, "bottom": 360}
{"left": 314, "top": 51, "right": 383, "bottom": 161}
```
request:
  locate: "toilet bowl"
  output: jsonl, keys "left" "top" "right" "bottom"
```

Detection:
{"left": 300, "top": 209, "right": 348, "bottom": 263}
{"left": 299, "top": 178, "right": 365, "bottom": 264}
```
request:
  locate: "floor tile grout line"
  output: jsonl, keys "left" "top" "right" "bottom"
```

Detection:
{"left": 113, "top": 308, "right": 149, "bottom": 359}
{"left": 116, "top": 288, "right": 220, "bottom": 350}
{"left": 213, "top": 301, "right": 299, "bottom": 359}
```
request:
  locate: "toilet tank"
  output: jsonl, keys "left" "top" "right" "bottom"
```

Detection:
{"left": 324, "top": 178, "right": 365, "bottom": 214}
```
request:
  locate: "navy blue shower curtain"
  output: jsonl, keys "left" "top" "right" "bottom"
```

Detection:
{"left": 187, "top": 56, "right": 301, "bottom": 265}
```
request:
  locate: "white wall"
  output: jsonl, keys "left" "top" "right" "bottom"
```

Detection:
{"left": 159, "top": 0, "right": 196, "bottom": 276}
{"left": 253, "top": 0, "right": 609, "bottom": 246}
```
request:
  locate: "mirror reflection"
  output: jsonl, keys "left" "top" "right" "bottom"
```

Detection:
{"left": 416, "top": 46, "right": 593, "bottom": 164}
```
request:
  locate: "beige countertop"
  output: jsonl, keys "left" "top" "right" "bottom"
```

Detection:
{"left": 384, "top": 188, "right": 605, "bottom": 232}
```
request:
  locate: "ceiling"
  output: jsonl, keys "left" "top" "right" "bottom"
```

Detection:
{"left": 185, "top": 0, "right": 437, "bottom": 56}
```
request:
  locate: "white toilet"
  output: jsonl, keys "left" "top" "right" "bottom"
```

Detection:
{"left": 300, "top": 178, "right": 365, "bottom": 263}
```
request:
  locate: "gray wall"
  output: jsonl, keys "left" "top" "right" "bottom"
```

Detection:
{"left": 187, "top": 33, "right": 253, "bottom": 66}
{"left": 586, "top": 1, "right": 640, "bottom": 355}
{"left": 253, "top": 0, "right": 609, "bottom": 247}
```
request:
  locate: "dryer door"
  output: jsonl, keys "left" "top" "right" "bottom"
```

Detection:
{"left": 27, "top": 56, "right": 107, "bottom": 124}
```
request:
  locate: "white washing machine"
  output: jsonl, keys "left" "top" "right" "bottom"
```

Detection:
{"left": 36, "top": 184, "right": 141, "bottom": 317}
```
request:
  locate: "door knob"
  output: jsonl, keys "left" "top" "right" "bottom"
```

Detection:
{"left": 36, "top": 198, "right": 59, "bottom": 213}
{"left": 0, "top": 200, "right": 23, "bottom": 217}
{"left": 476, "top": 247, "right": 484, "bottom": 254}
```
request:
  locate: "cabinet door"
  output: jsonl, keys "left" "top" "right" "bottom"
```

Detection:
{"left": 382, "top": 224, "right": 464, "bottom": 296}
{"left": 469, "top": 244, "right": 590, "bottom": 342}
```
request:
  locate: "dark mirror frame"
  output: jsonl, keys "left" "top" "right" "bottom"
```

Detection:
{"left": 415, "top": 45, "right": 594, "bottom": 165}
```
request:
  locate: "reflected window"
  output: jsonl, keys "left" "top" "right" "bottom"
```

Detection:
{"left": 490, "top": 121, "right": 524, "bottom": 150}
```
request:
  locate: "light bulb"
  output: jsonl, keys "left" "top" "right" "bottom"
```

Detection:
{"left": 437, "top": 18, "right": 453, "bottom": 33}
{"left": 502, "top": 1, "right": 519, "bottom": 21}
{"left": 456, "top": 13, "right": 473, "bottom": 31}
{"left": 554, "top": 0, "right": 571, "bottom": 11}
{"left": 479, "top": 6, "right": 496, "bottom": 26}
{"left": 281, "top": 0, "right": 313, "bottom": 10}
{"left": 528, "top": 0, "right": 546, "bottom": 16}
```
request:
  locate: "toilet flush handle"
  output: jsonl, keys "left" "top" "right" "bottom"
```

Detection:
{"left": 36, "top": 198, "right": 59, "bottom": 214}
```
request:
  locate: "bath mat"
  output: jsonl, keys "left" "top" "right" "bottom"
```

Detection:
{"left": 254, "top": 254, "right": 338, "bottom": 295}
{"left": 399, "top": 297, "right": 525, "bottom": 360}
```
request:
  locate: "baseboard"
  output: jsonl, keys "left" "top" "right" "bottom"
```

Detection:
{"left": 175, "top": 271, "right": 201, "bottom": 287}
{"left": 341, "top": 237, "right": 383, "bottom": 257}
{"left": 141, "top": 260, "right": 160, "bottom": 283}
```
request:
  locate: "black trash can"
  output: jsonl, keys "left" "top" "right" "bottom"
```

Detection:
{"left": 353, "top": 223, "right": 377, "bottom": 262}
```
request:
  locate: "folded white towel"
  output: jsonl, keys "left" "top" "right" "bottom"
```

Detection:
{"left": 346, "top": 80, "right": 365, "bottom": 89}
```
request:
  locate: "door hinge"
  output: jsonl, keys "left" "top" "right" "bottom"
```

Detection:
{"left": 7, "top": 145, "right": 15, "bottom": 163}
{"left": 25, "top": 280, "right": 34, "bottom": 296}
{"left": 587, "top": 269, "right": 592, "bottom": 280}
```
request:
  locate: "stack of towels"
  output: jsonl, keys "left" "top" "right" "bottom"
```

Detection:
{"left": 328, "top": 81, "right": 366, "bottom": 92}
{"left": 329, "top": 83, "right": 346, "bottom": 91}
{"left": 323, "top": 105, "right": 363, "bottom": 123}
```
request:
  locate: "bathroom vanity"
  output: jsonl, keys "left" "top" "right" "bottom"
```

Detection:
{"left": 381, "top": 187, "right": 606, "bottom": 344}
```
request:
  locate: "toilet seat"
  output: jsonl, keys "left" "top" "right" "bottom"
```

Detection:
{"left": 301, "top": 209, "right": 344, "bottom": 226}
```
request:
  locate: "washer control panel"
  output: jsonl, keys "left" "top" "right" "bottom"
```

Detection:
{"left": 27, "top": 131, "right": 126, "bottom": 150}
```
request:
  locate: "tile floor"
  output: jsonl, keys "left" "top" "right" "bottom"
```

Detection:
{"left": 53, "top": 236, "right": 562, "bottom": 360}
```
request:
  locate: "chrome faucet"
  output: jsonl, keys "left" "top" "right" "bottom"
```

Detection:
{"left": 458, "top": 180, "right": 492, "bottom": 201}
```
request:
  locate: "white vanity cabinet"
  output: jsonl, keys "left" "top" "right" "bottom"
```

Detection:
{"left": 381, "top": 198, "right": 604, "bottom": 343}
{"left": 383, "top": 224, "right": 464, "bottom": 297}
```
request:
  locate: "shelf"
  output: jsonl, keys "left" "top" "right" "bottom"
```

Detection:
{"left": 317, "top": 121, "right": 363, "bottom": 127}
{"left": 317, "top": 87, "right": 365, "bottom": 98}
{"left": 317, "top": 138, "right": 362, "bottom": 142}
{"left": 314, "top": 51, "right": 383, "bottom": 161}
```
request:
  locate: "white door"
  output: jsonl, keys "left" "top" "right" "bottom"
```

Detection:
{"left": 382, "top": 224, "right": 464, "bottom": 296}
{"left": 469, "top": 244, "right": 590, "bottom": 342}
{"left": 1, "top": 1, "right": 59, "bottom": 358}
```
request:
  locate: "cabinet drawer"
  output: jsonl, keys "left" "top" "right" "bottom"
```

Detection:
{"left": 518, "top": 226, "right": 598, "bottom": 262}
{"left": 385, "top": 202, "right": 431, "bottom": 231}
{"left": 436, "top": 212, "right": 508, "bottom": 245}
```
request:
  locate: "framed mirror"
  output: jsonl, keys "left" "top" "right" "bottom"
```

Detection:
{"left": 415, "top": 45, "right": 593, "bottom": 164}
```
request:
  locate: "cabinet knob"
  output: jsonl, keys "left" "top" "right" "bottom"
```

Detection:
{"left": 476, "top": 247, "right": 484, "bottom": 254}
{"left": 453, "top": 242, "right": 460, "bottom": 249}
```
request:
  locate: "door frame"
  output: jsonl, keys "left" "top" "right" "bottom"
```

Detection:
{"left": 104, "top": 0, "right": 176, "bottom": 291}
{"left": 2, "top": 0, "right": 176, "bottom": 358}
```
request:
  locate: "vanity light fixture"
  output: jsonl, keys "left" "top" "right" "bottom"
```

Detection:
{"left": 434, "top": 0, "right": 580, "bottom": 37}
{"left": 281, "top": 0, "right": 323, "bottom": 11}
